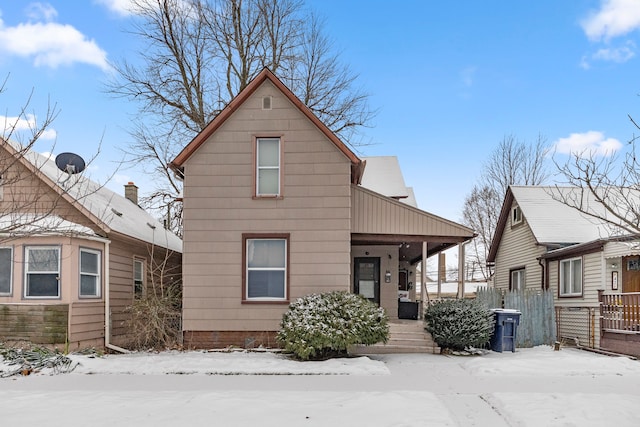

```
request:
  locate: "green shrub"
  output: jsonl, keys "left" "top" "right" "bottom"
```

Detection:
{"left": 277, "top": 291, "right": 389, "bottom": 360}
{"left": 424, "top": 299, "right": 494, "bottom": 352}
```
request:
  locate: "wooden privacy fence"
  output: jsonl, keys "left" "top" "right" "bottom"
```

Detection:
{"left": 476, "top": 288, "right": 556, "bottom": 347}
{"left": 600, "top": 291, "right": 640, "bottom": 332}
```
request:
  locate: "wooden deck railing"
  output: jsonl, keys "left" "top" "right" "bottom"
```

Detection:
{"left": 599, "top": 291, "right": 640, "bottom": 332}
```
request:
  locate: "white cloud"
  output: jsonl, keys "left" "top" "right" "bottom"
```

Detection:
{"left": 554, "top": 131, "right": 622, "bottom": 157}
{"left": 581, "top": 0, "right": 640, "bottom": 41}
{"left": 592, "top": 41, "right": 636, "bottom": 62}
{"left": 94, "top": 0, "right": 140, "bottom": 16}
{"left": 0, "top": 5, "right": 109, "bottom": 71}
{"left": 2, "top": 114, "right": 57, "bottom": 140}
{"left": 581, "top": 40, "right": 636, "bottom": 68}
{"left": 25, "top": 2, "right": 58, "bottom": 22}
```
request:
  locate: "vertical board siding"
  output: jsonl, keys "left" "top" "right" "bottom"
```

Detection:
{"left": 351, "top": 186, "right": 472, "bottom": 237}
{"left": 477, "top": 288, "right": 556, "bottom": 347}
{"left": 182, "top": 80, "right": 352, "bottom": 332}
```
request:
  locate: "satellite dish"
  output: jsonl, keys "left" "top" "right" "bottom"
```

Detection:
{"left": 55, "top": 152, "right": 86, "bottom": 186}
{"left": 55, "top": 152, "right": 86, "bottom": 175}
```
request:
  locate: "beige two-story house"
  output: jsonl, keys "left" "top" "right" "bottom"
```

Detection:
{"left": 170, "top": 68, "right": 475, "bottom": 349}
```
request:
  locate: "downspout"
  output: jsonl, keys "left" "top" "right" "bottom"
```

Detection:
{"left": 538, "top": 257, "right": 546, "bottom": 290}
{"left": 104, "top": 239, "right": 130, "bottom": 353}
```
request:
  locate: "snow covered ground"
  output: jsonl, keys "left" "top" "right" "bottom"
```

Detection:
{"left": 2, "top": 346, "right": 640, "bottom": 426}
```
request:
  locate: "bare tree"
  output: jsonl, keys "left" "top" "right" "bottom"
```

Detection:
{"left": 461, "top": 185, "right": 501, "bottom": 280}
{"left": 108, "top": 0, "right": 374, "bottom": 236}
{"left": 551, "top": 117, "right": 640, "bottom": 237}
{"left": 461, "top": 134, "right": 551, "bottom": 280}
{"left": 484, "top": 134, "right": 550, "bottom": 195}
{"left": 0, "top": 76, "right": 115, "bottom": 244}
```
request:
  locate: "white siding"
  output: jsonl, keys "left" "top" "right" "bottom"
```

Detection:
{"left": 549, "top": 251, "right": 604, "bottom": 349}
{"left": 493, "top": 203, "right": 546, "bottom": 291}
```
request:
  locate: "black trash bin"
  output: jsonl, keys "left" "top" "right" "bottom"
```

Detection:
{"left": 490, "top": 309, "right": 521, "bottom": 352}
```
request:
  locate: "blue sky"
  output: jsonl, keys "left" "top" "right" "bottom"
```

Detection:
{"left": 1, "top": 1, "right": 639, "bottom": 221}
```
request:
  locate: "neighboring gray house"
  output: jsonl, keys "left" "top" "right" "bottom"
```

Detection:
{"left": 169, "top": 68, "right": 475, "bottom": 349}
{"left": 489, "top": 186, "right": 640, "bottom": 357}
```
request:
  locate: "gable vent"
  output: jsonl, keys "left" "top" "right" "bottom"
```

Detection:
{"left": 262, "top": 96, "right": 272, "bottom": 110}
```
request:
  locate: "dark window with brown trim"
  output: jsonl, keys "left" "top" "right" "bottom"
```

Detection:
{"left": 0, "top": 246, "right": 13, "bottom": 295}
{"left": 242, "top": 233, "right": 289, "bottom": 303}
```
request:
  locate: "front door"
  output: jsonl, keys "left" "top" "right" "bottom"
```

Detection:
{"left": 622, "top": 256, "right": 640, "bottom": 293}
{"left": 354, "top": 257, "right": 380, "bottom": 305}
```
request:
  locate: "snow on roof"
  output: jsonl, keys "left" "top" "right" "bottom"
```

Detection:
{"left": 402, "top": 187, "right": 418, "bottom": 208}
{"left": 360, "top": 156, "right": 411, "bottom": 201}
{"left": 510, "top": 186, "right": 616, "bottom": 245}
{"left": 0, "top": 214, "right": 98, "bottom": 237}
{"left": 15, "top": 146, "right": 182, "bottom": 252}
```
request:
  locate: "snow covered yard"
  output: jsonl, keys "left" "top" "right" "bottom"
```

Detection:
{"left": 2, "top": 346, "right": 640, "bottom": 426}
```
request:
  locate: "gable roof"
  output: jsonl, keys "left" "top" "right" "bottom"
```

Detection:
{"left": 1, "top": 139, "right": 182, "bottom": 252}
{"left": 169, "top": 68, "right": 363, "bottom": 183}
{"left": 488, "top": 185, "right": 620, "bottom": 262}
{"left": 360, "top": 156, "right": 411, "bottom": 201}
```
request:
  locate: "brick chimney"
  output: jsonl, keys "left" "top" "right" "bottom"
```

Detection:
{"left": 124, "top": 182, "right": 138, "bottom": 205}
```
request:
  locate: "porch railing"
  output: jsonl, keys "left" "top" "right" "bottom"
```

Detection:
{"left": 599, "top": 291, "right": 640, "bottom": 332}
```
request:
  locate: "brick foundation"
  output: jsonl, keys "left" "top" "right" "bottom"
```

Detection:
{"left": 184, "top": 330, "right": 280, "bottom": 349}
{"left": 600, "top": 331, "right": 640, "bottom": 358}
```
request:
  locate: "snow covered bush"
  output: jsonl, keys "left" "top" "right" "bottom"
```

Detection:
{"left": 424, "top": 299, "right": 494, "bottom": 352}
{"left": 277, "top": 291, "right": 389, "bottom": 361}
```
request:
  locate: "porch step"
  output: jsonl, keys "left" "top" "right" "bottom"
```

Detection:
{"left": 350, "top": 320, "right": 440, "bottom": 355}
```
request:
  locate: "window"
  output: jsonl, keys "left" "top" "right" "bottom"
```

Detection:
{"left": 133, "top": 258, "right": 145, "bottom": 298}
{"left": 255, "top": 137, "right": 280, "bottom": 196}
{"left": 244, "top": 235, "right": 288, "bottom": 301}
{"left": 25, "top": 246, "right": 60, "bottom": 298}
{"left": 80, "top": 249, "right": 101, "bottom": 298}
{"left": 512, "top": 205, "right": 523, "bottom": 226}
{"left": 510, "top": 268, "right": 525, "bottom": 291}
{"left": 560, "top": 257, "right": 582, "bottom": 296}
{"left": 0, "top": 247, "right": 12, "bottom": 295}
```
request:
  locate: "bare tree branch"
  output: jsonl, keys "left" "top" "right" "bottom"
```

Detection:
{"left": 461, "top": 134, "right": 551, "bottom": 279}
{"left": 107, "top": 0, "right": 375, "bottom": 236}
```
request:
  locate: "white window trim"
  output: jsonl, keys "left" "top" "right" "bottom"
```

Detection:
{"left": 79, "top": 248, "right": 101, "bottom": 298}
{"left": 0, "top": 246, "right": 13, "bottom": 296}
{"left": 510, "top": 268, "right": 525, "bottom": 291}
{"left": 245, "top": 237, "right": 287, "bottom": 301}
{"left": 512, "top": 205, "right": 523, "bottom": 226}
{"left": 560, "top": 257, "right": 582, "bottom": 297}
{"left": 133, "top": 258, "right": 145, "bottom": 298}
{"left": 24, "top": 246, "right": 61, "bottom": 299}
{"left": 255, "top": 137, "right": 281, "bottom": 197}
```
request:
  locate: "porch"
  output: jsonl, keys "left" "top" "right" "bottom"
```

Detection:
{"left": 599, "top": 291, "right": 640, "bottom": 357}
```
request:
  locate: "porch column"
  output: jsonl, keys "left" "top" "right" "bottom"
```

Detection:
{"left": 421, "top": 241, "right": 428, "bottom": 318}
{"left": 437, "top": 252, "right": 445, "bottom": 299}
{"left": 457, "top": 242, "right": 465, "bottom": 298}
